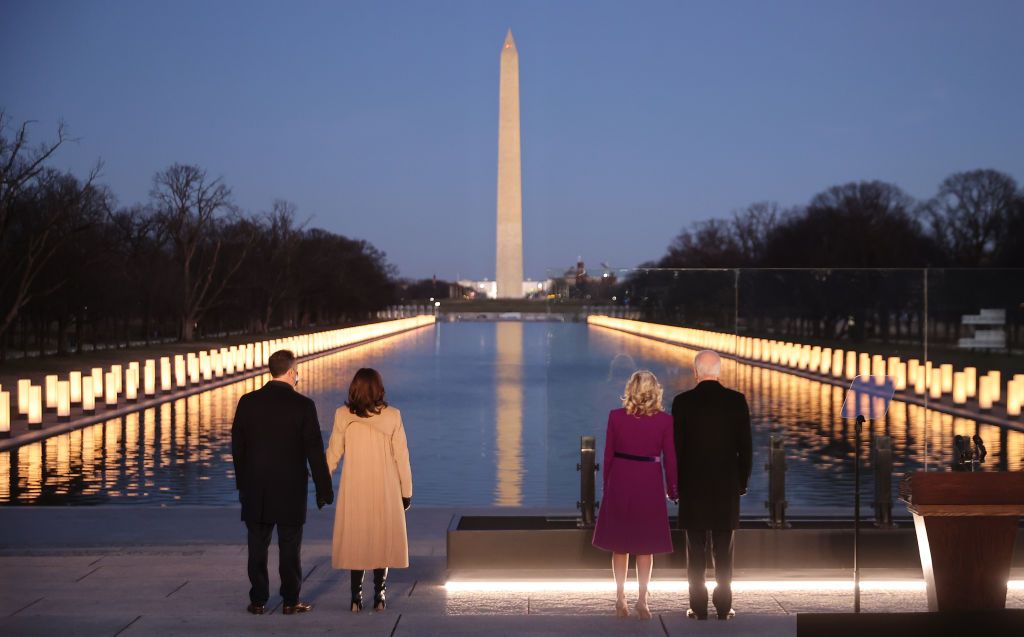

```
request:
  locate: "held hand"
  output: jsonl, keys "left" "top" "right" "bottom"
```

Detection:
{"left": 316, "top": 492, "right": 334, "bottom": 510}
{"left": 402, "top": 496, "right": 412, "bottom": 511}
{"left": 739, "top": 487, "right": 748, "bottom": 496}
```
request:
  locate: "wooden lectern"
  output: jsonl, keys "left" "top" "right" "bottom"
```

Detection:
{"left": 900, "top": 472, "right": 1024, "bottom": 611}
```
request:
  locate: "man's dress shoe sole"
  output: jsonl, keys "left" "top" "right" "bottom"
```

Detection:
{"left": 282, "top": 603, "right": 312, "bottom": 615}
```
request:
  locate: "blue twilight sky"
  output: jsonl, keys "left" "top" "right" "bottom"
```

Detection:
{"left": 2, "top": 0, "right": 1023, "bottom": 281}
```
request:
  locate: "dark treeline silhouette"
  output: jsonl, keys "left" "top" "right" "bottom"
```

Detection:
{"left": 620, "top": 176, "right": 1024, "bottom": 352}
{"left": 399, "top": 278, "right": 453, "bottom": 302}
{"left": 0, "top": 115, "right": 396, "bottom": 360}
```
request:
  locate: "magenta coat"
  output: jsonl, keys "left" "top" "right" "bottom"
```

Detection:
{"left": 592, "top": 408, "right": 678, "bottom": 554}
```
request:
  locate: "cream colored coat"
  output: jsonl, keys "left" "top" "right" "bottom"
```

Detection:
{"left": 326, "top": 405, "right": 413, "bottom": 569}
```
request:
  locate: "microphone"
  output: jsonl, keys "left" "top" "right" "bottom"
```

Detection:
{"left": 972, "top": 434, "right": 987, "bottom": 464}
{"left": 952, "top": 435, "right": 969, "bottom": 471}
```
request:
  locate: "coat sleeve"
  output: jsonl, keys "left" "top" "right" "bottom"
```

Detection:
{"left": 602, "top": 412, "right": 615, "bottom": 492}
{"left": 303, "top": 399, "right": 334, "bottom": 504}
{"left": 392, "top": 414, "right": 413, "bottom": 499}
{"left": 737, "top": 395, "right": 753, "bottom": 491}
{"left": 671, "top": 395, "right": 684, "bottom": 489}
{"left": 326, "top": 409, "right": 346, "bottom": 475}
{"left": 662, "top": 416, "right": 678, "bottom": 499}
{"left": 230, "top": 396, "right": 247, "bottom": 491}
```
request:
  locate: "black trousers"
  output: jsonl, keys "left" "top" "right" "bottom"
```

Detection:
{"left": 246, "top": 522, "right": 303, "bottom": 605}
{"left": 685, "top": 528, "right": 734, "bottom": 617}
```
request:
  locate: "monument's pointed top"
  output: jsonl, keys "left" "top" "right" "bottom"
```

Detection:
{"left": 503, "top": 29, "right": 516, "bottom": 50}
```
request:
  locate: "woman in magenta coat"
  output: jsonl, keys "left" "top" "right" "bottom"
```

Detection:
{"left": 592, "top": 370, "right": 678, "bottom": 619}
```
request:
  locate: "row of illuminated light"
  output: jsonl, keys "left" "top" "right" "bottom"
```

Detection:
{"left": 0, "top": 316, "right": 436, "bottom": 438}
{"left": 2, "top": 331, "right": 423, "bottom": 503}
{"left": 587, "top": 316, "right": 1023, "bottom": 417}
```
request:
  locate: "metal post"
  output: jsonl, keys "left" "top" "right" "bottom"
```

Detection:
{"left": 923, "top": 268, "right": 929, "bottom": 472}
{"left": 872, "top": 435, "right": 893, "bottom": 528}
{"left": 765, "top": 435, "right": 788, "bottom": 528}
{"left": 854, "top": 414, "right": 864, "bottom": 613}
{"left": 577, "top": 435, "right": 599, "bottom": 528}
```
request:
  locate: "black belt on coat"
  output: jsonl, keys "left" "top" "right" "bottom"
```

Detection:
{"left": 613, "top": 451, "right": 660, "bottom": 462}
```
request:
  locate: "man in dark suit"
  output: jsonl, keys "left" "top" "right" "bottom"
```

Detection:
{"left": 671, "top": 350, "right": 753, "bottom": 621}
{"left": 231, "top": 349, "right": 334, "bottom": 615}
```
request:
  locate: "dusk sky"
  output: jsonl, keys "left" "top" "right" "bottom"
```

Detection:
{"left": 3, "top": 0, "right": 1022, "bottom": 281}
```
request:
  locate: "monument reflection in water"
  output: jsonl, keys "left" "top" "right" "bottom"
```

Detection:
{"left": 1, "top": 322, "right": 1022, "bottom": 510}
{"left": 495, "top": 322, "right": 524, "bottom": 506}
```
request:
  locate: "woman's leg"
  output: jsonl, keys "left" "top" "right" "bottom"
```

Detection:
{"left": 636, "top": 554, "right": 653, "bottom": 607}
{"left": 612, "top": 553, "right": 629, "bottom": 604}
{"left": 350, "top": 570, "right": 364, "bottom": 610}
{"left": 373, "top": 568, "right": 388, "bottom": 610}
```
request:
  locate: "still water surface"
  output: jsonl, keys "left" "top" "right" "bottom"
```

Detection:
{"left": 2, "top": 322, "right": 1021, "bottom": 511}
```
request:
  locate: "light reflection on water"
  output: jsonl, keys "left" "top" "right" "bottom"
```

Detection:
{"left": 495, "top": 322, "right": 524, "bottom": 506}
{"left": 1, "top": 322, "right": 1021, "bottom": 509}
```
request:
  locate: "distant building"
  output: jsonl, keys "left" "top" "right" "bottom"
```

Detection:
{"left": 548, "top": 258, "right": 618, "bottom": 300}
{"left": 458, "top": 278, "right": 551, "bottom": 299}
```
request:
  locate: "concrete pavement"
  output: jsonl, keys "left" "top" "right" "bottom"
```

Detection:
{"left": 1, "top": 507, "right": 1021, "bottom": 636}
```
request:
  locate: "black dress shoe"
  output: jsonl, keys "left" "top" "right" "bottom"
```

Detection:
{"left": 246, "top": 603, "right": 265, "bottom": 615}
{"left": 282, "top": 601, "right": 313, "bottom": 615}
{"left": 687, "top": 608, "right": 708, "bottom": 620}
{"left": 718, "top": 608, "right": 736, "bottom": 620}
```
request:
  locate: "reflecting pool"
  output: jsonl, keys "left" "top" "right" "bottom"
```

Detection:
{"left": 2, "top": 322, "right": 1021, "bottom": 511}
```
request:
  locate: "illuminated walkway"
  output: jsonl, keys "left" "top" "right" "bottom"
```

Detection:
{"left": 588, "top": 316, "right": 1024, "bottom": 432}
{"left": 1, "top": 507, "right": 1021, "bottom": 636}
{"left": 0, "top": 317, "right": 435, "bottom": 452}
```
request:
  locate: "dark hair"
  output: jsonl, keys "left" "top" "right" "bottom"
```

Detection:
{"left": 268, "top": 349, "right": 296, "bottom": 378}
{"left": 346, "top": 368, "right": 387, "bottom": 418}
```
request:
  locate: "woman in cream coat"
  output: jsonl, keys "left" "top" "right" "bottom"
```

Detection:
{"left": 326, "top": 368, "right": 413, "bottom": 613}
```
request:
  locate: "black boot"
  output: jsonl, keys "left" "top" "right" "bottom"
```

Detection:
{"left": 350, "top": 570, "right": 364, "bottom": 613}
{"left": 373, "top": 568, "right": 388, "bottom": 611}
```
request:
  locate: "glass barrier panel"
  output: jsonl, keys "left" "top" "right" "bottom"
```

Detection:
{"left": 925, "top": 268, "right": 1024, "bottom": 476}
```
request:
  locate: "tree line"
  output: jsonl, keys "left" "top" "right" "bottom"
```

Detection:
{"left": 0, "top": 114, "right": 396, "bottom": 360}
{"left": 654, "top": 176, "right": 1022, "bottom": 269}
{"left": 618, "top": 174, "right": 1024, "bottom": 350}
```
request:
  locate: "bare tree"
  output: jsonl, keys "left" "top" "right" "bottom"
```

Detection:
{"left": 731, "top": 201, "right": 781, "bottom": 265}
{"left": 150, "top": 163, "right": 252, "bottom": 340}
{"left": 661, "top": 219, "right": 744, "bottom": 267}
{"left": 762, "top": 180, "right": 934, "bottom": 267}
{"left": 995, "top": 191, "right": 1024, "bottom": 266}
{"left": 250, "top": 199, "right": 305, "bottom": 332}
{"left": 926, "top": 169, "right": 1018, "bottom": 266}
{"left": 0, "top": 113, "right": 102, "bottom": 342}
{"left": 0, "top": 113, "right": 68, "bottom": 230}
{"left": 107, "top": 204, "right": 169, "bottom": 344}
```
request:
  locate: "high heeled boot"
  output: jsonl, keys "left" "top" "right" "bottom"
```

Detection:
{"left": 372, "top": 568, "right": 388, "bottom": 611}
{"left": 350, "top": 570, "right": 364, "bottom": 612}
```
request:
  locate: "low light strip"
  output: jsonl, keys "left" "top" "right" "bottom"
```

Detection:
{"left": 445, "top": 580, "right": 1024, "bottom": 594}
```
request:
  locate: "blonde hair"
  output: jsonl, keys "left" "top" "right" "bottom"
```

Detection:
{"left": 621, "top": 370, "right": 664, "bottom": 417}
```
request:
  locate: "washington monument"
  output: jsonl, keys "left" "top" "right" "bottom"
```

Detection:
{"left": 496, "top": 29, "right": 523, "bottom": 298}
